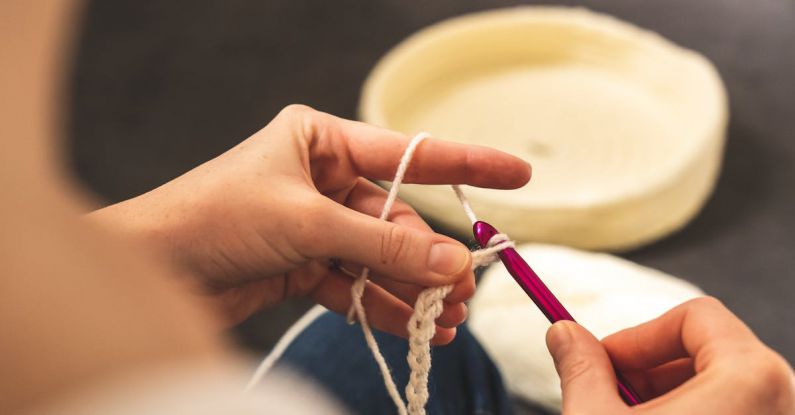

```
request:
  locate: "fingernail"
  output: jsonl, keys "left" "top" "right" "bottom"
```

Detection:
{"left": 546, "top": 321, "right": 573, "bottom": 360}
{"left": 428, "top": 242, "right": 469, "bottom": 276}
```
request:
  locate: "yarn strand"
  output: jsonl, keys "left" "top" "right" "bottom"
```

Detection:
{"left": 245, "top": 132, "right": 514, "bottom": 415}
{"left": 348, "top": 133, "right": 514, "bottom": 415}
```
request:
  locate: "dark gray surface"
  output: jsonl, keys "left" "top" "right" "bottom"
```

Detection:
{"left": 69, "top": 1, "right": 794, "bottom": 413}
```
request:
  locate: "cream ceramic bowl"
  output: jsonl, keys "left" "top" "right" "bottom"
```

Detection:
{"left": 360, "top": 7, "right": 727, "bottom": 250}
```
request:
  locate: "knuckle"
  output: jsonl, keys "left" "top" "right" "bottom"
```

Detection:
{"left": 379, "top": 223, "right": 412, "bottom": 266}
{"left": 277, "top": 104, "right": 317, "bottom": 138}
{"left": 694, "top": 342, "right": 721, "bottom": 372}
{"left": 691, "top": 295, "right": 726, "bottom": 311}
{"left": 279, "top": 103, "right": 315, "bottom": 118}
{"left": 755, "top": 351, "right": 794, "bottom": 396}
{"left": 560, "top": 356, "right": 593, "bottom": 388}
{"left": 722, "top": 348, "right": 794, "bottom": 407}
{"left": 458, "top": 277, "right": 476, "bottom": 301}
{"left": 389, "top": 200, "right": 418, "bottom": 219}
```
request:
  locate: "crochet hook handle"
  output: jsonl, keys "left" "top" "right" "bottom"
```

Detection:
{"left": 472, "top": 220, "right": 643, "bottom": 406}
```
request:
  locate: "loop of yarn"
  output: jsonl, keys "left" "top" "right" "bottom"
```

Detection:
{"left": 347, "top": 132, "right": 515, "bottom": 415}
{"left": 244, "top": 133, "right": 515, "bottom": 413}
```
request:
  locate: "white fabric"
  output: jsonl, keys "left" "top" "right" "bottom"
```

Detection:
{"left": 468, "top": 244, "right": 704, "bottom": 411}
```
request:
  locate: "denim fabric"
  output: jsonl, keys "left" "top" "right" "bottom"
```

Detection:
{"left": 274, "top": 311, "right": 512, "bottom": 414}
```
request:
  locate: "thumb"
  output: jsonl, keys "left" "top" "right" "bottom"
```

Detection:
{"left": 546, "top": 321, "right": 627, "bottom": 414}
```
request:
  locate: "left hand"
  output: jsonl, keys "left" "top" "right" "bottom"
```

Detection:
{"left": 91, "top": 105, "right": 531, "bottom": 343}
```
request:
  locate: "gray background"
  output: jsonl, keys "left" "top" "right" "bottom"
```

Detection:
{"left": 69, "top": 1, "right": 794, "bottom": 413}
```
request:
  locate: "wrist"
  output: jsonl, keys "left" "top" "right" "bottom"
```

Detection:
{"left": 88, "top": 191, "right": 190, "bottom": 268}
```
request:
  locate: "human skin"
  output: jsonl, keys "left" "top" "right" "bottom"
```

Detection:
{"left": 2, "top": 1, "right": 793, "bottom": 414}
{"left": 0, "top": 2, "right": 226, "bottom": 413}
{"left": 546, "top": 297, "right": 795, "bottom": 414}
{"left": 0, "top": 0, "right": 531, "bottom": 411}
{"left": 90, "top": 104, "right": 532, "bottom": 343}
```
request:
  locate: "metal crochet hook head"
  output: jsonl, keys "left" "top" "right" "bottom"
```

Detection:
{"left": 472, "top": 220, "right": 643, "bottom": 406}
{"left": 473, "top": 220, "right": 574, "bottom": 322}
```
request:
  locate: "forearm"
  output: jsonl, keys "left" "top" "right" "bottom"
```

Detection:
{"left": 1, "top": 189, "right": 226, "bottom": 413}
{"left": 88, "top": 189, "right": 195, "bottom": 271}
{"left": 0, "top": 1, "right": 233, "bottom": 411}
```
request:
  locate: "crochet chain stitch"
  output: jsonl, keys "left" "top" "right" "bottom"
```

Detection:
{"left": 244, "top": 132, "right": 514, "bottom": 414}
{"left": 347, "top": 132, "right": 514, "bottom": 415}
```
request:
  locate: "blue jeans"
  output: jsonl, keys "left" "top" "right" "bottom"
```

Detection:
{"left": 273, "top": 311, "right": 512, "bottom": 414}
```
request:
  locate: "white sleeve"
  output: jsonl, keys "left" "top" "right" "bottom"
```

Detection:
{"left": 25, "top": 362, "right": 346, "bottom": 415}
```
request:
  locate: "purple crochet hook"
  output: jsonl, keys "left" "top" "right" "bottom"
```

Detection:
{"left": 473, "top": 220, "right": 643, "bottom": 406}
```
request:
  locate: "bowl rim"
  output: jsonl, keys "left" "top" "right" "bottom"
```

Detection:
{"left": 358, "top": 6, "right": 728, "bottom": 210}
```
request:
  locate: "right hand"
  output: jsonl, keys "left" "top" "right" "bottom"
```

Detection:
{"left": 545, "top": 297, "right": 795, "bottom": 414}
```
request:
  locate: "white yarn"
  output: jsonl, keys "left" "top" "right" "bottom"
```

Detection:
{"left": 244, "top": 133, "right": 514, "bottom": 415}
{"left": 347, "top": 133, "right": 514, "bottom": 415}
{"left": 244, "top": 305, "right": 327, "bottom": 393}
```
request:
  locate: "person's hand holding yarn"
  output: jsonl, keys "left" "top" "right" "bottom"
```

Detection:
{"left": 546, "top": 297, "right": 795, "bottom": 414}
{"left": 92, "top": 104, "right": 531, "bottom": 343}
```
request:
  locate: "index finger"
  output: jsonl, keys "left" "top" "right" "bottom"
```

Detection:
{"left": 602, "top": 296, "right": 760, "bottom": 372}
{"left": 311, "top": 109, "right": 532, "bottom": 189}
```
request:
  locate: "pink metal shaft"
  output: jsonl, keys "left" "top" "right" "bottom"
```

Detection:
{"left": 473, "top": 221, "right": 642, "bottom": 406}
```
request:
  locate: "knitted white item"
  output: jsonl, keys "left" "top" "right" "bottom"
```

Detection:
{"left": 468, "top": 244, "right": 703, "bottom": 411}
{"left": 346, "top": 132, "right": 514, "bottom": 415}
